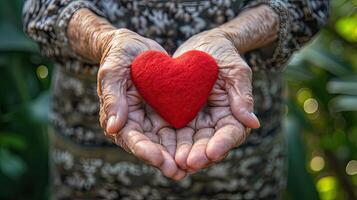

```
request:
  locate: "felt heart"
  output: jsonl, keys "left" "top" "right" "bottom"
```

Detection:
{"left": 131, "top": 50, "right": 218, "bottom": 128}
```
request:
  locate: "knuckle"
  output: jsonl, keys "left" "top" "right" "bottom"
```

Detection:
{"left": 235, "top": 130, "right": 249, "bottom": 148}
{"left": 99, "top": 107, "right": 107, "bottom": 128}
{"left": 118, "top": 41, "right": 134, "bottom": 51}
{"left": 210, "top": 152, "right": 228, "bottom": 162}
{"left": 243, "top": 92, "right": 254, "bottom": 107}
{"left": 99, "top": 58, "right": 129, "bottom": 77}
{"left": 97, "top": 64, "right": 121, "bottom": 86}
{"left": 115, "top": 28, "right": 136, "bottom": 38}
{"left": 236, "top": 65, "right": 252, "bottom": 77}
{"left": 245, "top": 128, "right": 251, "bottom": 135}
{"left": 234, "top": 125, "right": 248, "bottom": 147}
{"left": 147, "top": 39, "right": 164, "bottom": 50}
{"left": 98, "top": 65, "right": 110, "bottom": 78}
{"left": 115, "top": 136, "right": 131, "bottom": 153}
{"left": 102, "top": 93, "right": 118, "bottom": 115}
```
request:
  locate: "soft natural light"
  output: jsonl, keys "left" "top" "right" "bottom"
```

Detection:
{"left": 36, "top": 65, "right": 48, "bottom": 79}
{"left": 310, "top": 156, "right": 325, "bottom": 172}
{"left": 304, "top": 98, "right": 319, "bottom": 114}
{"left": 297, "top": 88, "right": 312, "bottom": 105}
{"left": 346, "top": 160, "right": 357, "bottom": 175}
{"left": 317, "top": 176, "right": 337, "bottom": 200}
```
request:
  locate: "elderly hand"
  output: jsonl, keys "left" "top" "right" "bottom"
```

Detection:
{"left": 172, "top": 29, "right": 260, "bottom": 172}
{"left": 97, "top": 28, "right": 186, "bottom": 180}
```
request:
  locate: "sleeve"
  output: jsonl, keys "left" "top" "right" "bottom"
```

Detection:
{"left": 23, "top": 0, "right": 104, "bottom": 61}
{"left": 242, "top": 0, "right": 330, "bottom": 71}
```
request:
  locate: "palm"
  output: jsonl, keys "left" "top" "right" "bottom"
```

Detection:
{"left": 113, "top": 80, "right": 186, "bottom": 179}
{"left": 98, "top": 29, "right": 185, "bottom": 179}
{"left": 173, "top": 30, "right": 259, "bottom": 171}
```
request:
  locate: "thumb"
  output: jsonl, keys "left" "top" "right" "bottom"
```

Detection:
{"left": 226, "top": 58, "right": 260, "bottom": 129}
{"left": 98, "top": 63, "right": 129, "bottom": 135}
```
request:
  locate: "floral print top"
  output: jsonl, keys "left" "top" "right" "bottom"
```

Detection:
{"left": 23, "top": 1, "right": 329, "bottom": 199}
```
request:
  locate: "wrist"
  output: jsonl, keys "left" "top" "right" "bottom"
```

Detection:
{"left": 217, "top": 4, "right": 279, "bottom": 54}
{"left": 67, "top": 8, "right": 115, "bottom": 63}
{"left": 96, "top": 29, "right": 117, "bottom": 64}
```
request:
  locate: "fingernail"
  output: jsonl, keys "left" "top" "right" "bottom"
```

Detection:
{"left": 106, "top": 115, "right": 117, "bottom": 134}
{"left": 250, "top": 112, "right": 260, "bottom": 128}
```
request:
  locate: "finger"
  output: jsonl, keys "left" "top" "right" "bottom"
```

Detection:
{"left": 206, "top": 123, "right": 246, "bottom": 161}
{"left": 98, "top": 63, "right": 129, "bottom": 134}
{"left": 226, "top": 59, "right": 260, "bottom": 129}
{"left": 158, "top": 127, "right": 177, "bottom": 157}
{"left": 186, "top": 128, "right": 214, "bottom": 171}
{"left": 193, "top": 152, "right": 228, "bottom": 171}
{"left": 120, "top": 122, "right": 164, "bottom": 169}
{"left": 172, "top": 169, "right": 187, "bottom": 181}
{"left": 214, "top": 153, "right": 229, "bottom": 163}
{"left": 158, "top": 146, "right": 182, "bottom": 179}
{"left": 203, "top": 153, "right": 228, "bottom": 169}
{"left": 175, "top": 127, "right": 194, "bottom": 170}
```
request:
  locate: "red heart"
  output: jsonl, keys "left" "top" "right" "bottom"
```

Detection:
{"left": 131, "top": 50, "right": 218, "bottom": 128}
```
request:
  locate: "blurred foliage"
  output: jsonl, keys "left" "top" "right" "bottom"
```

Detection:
{"left": 0, "top": 0, "right": 356, "bottom": 200}
{"left": 284, "top": 0, "right": 357, "bottom": 199}
{"left": 0, "top": 1, "right": 51, "bottom": 200}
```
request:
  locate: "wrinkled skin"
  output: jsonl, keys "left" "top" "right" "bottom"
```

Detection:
{"left": 98, "top": 28, "right": 260, "bottom": 179}
{"left": 172, "top": 29, "right": 260, "bottom": 172}
{"left": 97, "top": 28, "right": 186, "bottom": 180}
{"left": 68, "top": 5, "right": 278, "bottom": 180}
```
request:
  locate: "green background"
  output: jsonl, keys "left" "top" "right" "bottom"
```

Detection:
{"left": 0, "top": 0, "right": 356, "bottom": 199}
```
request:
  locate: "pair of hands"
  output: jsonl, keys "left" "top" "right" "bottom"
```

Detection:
{"left": 97, "top": 28, "right": 260, "bottom": 180}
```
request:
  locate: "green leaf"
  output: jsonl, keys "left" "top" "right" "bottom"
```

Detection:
{"left": 335, "top": 14, "right": 357, "bottom": 43}
{"left": 285, "top": 54, "right": 315, "bottom": 81}
{"left": 327, "top": 77, "right": 357, "bottom": 95}
{"left": 329, "top": 95, "right": 357, "bottom": 112}
{"left": 301, "top": 48, "right": 351, "bottom": 76}
{"left": 0, "top": 133, "right": 27, "bottom": 150}
{"left": 285, "top": 117, "right": 319, "bottom": 200}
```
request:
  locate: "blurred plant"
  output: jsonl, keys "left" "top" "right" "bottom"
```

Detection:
{"left": 284, "top": 0, "right": 357, "bottom": 199}
{"left": 0, "top": 1, "right": 51, "bottom": 199}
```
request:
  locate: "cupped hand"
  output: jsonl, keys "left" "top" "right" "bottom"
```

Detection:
{"left": 97, "top": 28, "right": 185, "bottom": 180}
{"left": 173, "top": 29, "right": 260, "bottom": 172}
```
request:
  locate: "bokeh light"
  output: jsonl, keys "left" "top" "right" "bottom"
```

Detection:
{"left": 317, "top": 176, "right": 338, "bottom": 200}
{"left": 346, "top": 160, "right": 357, "bottom": 175}
{"left": 304, "top": 98, "right": 319, "bottom": 114}
{"left": 36, "top": 65, "right": 48, "bottom": 79}
{"left": 296, "top": 88, "right": 312, "bottom": 105}
{"left": 310, "top": 156, "right": 325, "bottom": 172}
{"left": 335, "top": 14, "right": 357, "bottom": 42}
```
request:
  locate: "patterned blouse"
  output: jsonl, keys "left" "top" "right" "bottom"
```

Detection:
{"left": 23, "top": 0, "right": 329, "bottom": 199}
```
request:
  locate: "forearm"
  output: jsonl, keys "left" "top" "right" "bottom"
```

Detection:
{"left": 217, "top": 4, "right": 279, "bottom": 54}
{"left": 67, "top": 8, "right": 116, "bottom": 63}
